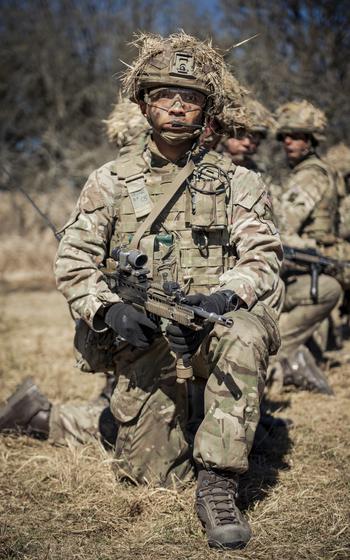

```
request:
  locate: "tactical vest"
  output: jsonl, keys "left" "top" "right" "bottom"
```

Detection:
{"left": 294, "top": 156, "right": 338, "bottom": 244}
{"left": 109, "top": 144, "right": 236, "bottom": 295}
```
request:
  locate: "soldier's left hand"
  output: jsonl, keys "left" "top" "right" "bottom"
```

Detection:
{"left": 183, "top": 290, "right": 240, "bottom": 315}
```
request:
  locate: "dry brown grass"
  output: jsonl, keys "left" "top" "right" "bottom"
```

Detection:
{"left": 0, "top": 289, "right": 350, "bottom": 560}
{"left": 0, "top": 187, "right": 76, "bottom": 290}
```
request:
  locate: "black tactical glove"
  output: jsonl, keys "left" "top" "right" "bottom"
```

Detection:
{"left": 166, "top": 290, "right": 238, "bottom": 361}
{"left": 166, "top": 323, "right": 205, "bottom": 363}
{"left": 104, "top": 303, "right": 158, "bottom": 349}
{"left": 182, "top": 290, "right": 240, "bottom": 316}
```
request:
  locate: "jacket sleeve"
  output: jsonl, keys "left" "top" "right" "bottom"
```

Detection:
{"left": 54, "top": 163, "right": 122, "bottom": 331}
{"left": 218, "top": 167, "right": 283, "bottom": 310}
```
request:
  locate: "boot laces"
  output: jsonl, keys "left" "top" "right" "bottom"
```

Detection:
{"left": 201, "top": 474, "right": 239, "bottom": 525}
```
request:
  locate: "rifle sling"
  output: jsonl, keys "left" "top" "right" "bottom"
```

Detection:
{"left": 129, "top": 159, "right": 195, "bottom": 250}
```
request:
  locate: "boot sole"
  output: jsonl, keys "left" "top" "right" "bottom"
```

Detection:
{"left": 208, "top": 539, "right": 247, "bottom": 550}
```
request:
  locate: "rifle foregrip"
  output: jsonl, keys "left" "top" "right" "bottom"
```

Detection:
{"left": 176, "top": 357, "right": 193, "bottom": 383}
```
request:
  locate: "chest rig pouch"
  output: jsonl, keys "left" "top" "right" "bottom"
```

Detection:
{"left": 186, "top": 158, "right": 232, "bottom": 230}
{"left": 111, "top": 149, "right": 236, "bottom": 294}
{"left": 178, "top": 153, "right": 235, "bottom": 293}
{"left": 110, "top": 152, "right": 193, "bottom": 285}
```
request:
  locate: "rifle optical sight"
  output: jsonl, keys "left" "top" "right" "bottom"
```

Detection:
{"left": 111, "top": 248, "right": 148, "bottom": 270}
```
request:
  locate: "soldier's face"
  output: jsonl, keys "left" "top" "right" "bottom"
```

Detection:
{"left": 282, "top": 133, "right": 312, "bottom": 162}
{"left": 225, "top": 133, "right": 261, "bottom": 159}
{"left": 140, "top": 87, "right": 204, "bottom": 136}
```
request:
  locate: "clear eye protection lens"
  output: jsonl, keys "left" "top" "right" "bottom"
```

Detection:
{"left": 148, "top": 88, "right": 205, "bottom": 109}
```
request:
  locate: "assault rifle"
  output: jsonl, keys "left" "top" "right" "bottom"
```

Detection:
{"left": 283, "top": 245, "right": 350, "bottom": 302}
{"left": 106, "top": 247, "right": 233, "bottom": 382}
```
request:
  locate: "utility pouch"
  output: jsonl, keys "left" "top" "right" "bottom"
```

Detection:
{"left": 187, "top": 163, "right": 229, "bottom": 230}
{"left": 73, "top": 319, "right": 119, "bottom": 373}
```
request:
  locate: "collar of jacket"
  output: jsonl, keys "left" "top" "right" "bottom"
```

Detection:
{"left": 289, "top": 149, "right": 317, "bottom": 169}
{"left": 143, "top": 135, "right": 203, "bottom": 171}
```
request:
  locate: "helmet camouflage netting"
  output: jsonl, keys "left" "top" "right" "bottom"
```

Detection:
{"left": 325, "top": 143, "right": 350, "bottom": 176}
{"left": 215, "top": 68, "right": 250, "bottom": 134}
{"left": 275, "top": 99, "right": 327, "bottom": 142}
{"left": 103, "top": 94, "right": 149, "bottom": 148}
{"left": 121, "top": 31, "right": 226, "bottom": 116}
{"left": 244, "top": 97, "right": 277, "bottom": 135}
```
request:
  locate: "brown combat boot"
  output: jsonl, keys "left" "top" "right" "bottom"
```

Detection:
{"left": 0, "top": 378, "right": 51, "bottom": 439}
{"left": 281, "top": 345, "right": 333, "bottom": 395}
{"left": 196, "top": 467, "right": 251, "bottom": 549}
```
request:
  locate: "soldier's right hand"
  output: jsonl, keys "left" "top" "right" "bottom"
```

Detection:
{"left": 104, "top": 303, "right": 158, "bottom": 349}
{"left": 165, "top": 323, "right": 204, "bottom": 362}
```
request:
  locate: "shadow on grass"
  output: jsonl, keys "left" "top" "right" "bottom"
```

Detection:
{"left": 238, "top": 397, "right": 293, "bottom": 511}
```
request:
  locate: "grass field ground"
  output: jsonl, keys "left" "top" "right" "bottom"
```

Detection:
{"left": 0, "top": 289, "right": 349, "bottom": 560}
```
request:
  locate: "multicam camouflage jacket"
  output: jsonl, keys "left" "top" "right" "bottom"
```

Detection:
{"left": 55, "top": 136, "right": 283, "bottom": 331}
{"left": 279, "top": 153, "right": 339, "bottom": 247}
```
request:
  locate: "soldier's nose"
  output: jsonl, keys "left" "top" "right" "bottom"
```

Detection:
{"left": 169, "top": 101, "right": 185, "bottom": 115}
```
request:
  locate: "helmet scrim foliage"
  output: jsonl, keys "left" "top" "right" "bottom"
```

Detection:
{"left": 122, "top": 31, "right": 226, "bottom": 116}
{"left": 103, "top": 94, "right": 149, "bottom": 148}
{"left": 215, "top": 68, "right": 250, "bottom": 134}
{"left": 245, "top": 97, "right": 277, "bottom": 135}
{"left": 325, "top": 143, "right": 350, "bottom": 176}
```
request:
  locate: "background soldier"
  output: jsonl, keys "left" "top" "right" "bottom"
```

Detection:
{"left": 200, "top": 67, "right": 248, "bottom": 151}
{"left": 271, "top": 100, "right": 342, "bottom": 392}
{"left": 219, "top": 96, "right": 276, "bottom": 172}
{"left": 325, "top": 143, "right": 350, "bottom": 242}
{"left": 1, "top": 32, "right": 283, "bottom": 550}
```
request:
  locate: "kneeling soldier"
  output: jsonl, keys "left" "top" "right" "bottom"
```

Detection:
{"left": 2, "top": 33, "right": 283, "bottom": 549}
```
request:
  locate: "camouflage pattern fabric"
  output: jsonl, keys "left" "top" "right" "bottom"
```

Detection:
{"left": 277, "top": 273, "right": 342, "bottom": 358}
{"left": 321, "top": 240, "right": 350, "bottom": 290}
{"left": 109, "top": 303, "right": 279, "bottom": 486}
{"left": 325, "top": 143, "right": 350, "bottom": 241}
{"left": 49, "top": 398, "right": 108, "bottom": 446}
{"left": 54, "top": 134, "right": 282, "bottom": 482}
{"left": 275, "top": 151, "right": 343, "bottom": 366}
{"left": 275, "top": 100, "right": 327, "bottom": 143}
{"left": 279, "top": 152, "right": 350, "bottom": 288}
{"left": 55, "top": 137, "right": 283, "bottom": 329}
{"left": 279, "top": 154, "right": 338, "bottom": 244}
{"left": 338, "top": 195, "right": 350, "bottom": 241}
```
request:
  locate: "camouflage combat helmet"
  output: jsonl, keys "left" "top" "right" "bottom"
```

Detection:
{"left": 245, "top": 97, "right": 277, "bottom": 137}
{"left": 325, "top": 143, "right": 350, "bottom": 176}
{"left": 215, "top": 68, "right": 250, "bottom": 135}
{"left": 122, "top": 31, "right": 226, "bottom": 116}
{"left": 103, "top": 95, "right": 149, "bottom": 148}
{"left": 275, "top": 100, "right": 327, "bottom": 142}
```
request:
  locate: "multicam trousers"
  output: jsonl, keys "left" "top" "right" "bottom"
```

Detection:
{"left": 49, "top": 397, "right": 111, "bottom": 446}
{"left": 109, "top": 303, "right": 279, "bottom": 487}
{"left": 48, "top": 304, "right": 279, "bottom": 486}
{"left": 278, "top": 273, "right": 342, "bottom": 358}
